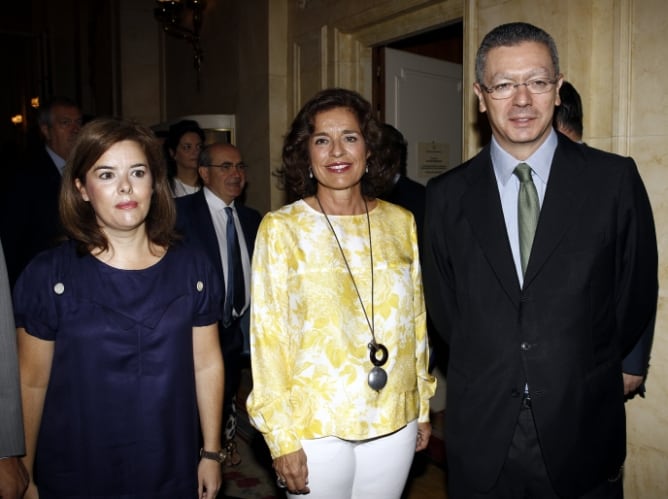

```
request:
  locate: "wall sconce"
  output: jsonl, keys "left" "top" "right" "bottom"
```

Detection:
{"left": 154, "top": 0, "right": 206, "bottom": 78}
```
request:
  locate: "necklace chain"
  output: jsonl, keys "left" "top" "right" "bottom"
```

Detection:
{"left": 314, "top": 195, "right": 376, "bottom": 345}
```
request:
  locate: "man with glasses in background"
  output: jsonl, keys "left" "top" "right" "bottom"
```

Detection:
{"left": 0, "top": 96, "right": 83, "bottom": 288}
{"left": 176, "top": 143, "right": 262, "bottom": 467}
{"left": 423, "top": 22, "right": 657, "bottom": 498}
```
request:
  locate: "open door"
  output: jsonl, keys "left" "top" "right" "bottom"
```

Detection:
{"left": 384, "top": 47, "right": 462, "bottom": 185}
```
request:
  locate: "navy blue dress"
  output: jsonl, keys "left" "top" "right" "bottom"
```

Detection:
{"left": 13, "top": 240, "right": 222, "bottom": 498}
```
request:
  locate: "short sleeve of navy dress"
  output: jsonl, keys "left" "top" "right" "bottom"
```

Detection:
{"left": 13, "top": 240, "right": 222, "bottom": 499}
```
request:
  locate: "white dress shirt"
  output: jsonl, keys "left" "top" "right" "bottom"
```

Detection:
{"left": 492, "top": 129, "right": 558, "bottom": 288}
{"left": 203, "top": 187, "right": 251, "bottom": 318}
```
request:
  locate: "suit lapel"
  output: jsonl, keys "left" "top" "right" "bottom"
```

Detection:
{"left": 523, "top": 139, "right": 587, "bottom": 287}
{"left": 191, "top": 190, "right": 225, "bottom": 281}
{"left": 461, "top": 149, "right": 521, "bottom": 307}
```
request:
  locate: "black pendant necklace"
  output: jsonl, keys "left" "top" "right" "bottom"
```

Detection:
{"left": 315, "top": 195, "right": 388, "bottom": 391}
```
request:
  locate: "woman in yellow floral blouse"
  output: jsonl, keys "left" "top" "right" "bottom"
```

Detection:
{"left": 247, "top": 88, "right": 436, "bottom": 498}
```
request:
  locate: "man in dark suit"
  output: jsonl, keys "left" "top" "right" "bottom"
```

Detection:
{"left": 554, "top": 80, "right": 655, "bottom": 399}
{"left": 380, "top": 123, "right": 426, "bottom": 246}
{"left": 0, "top": 96, "right": 82, "bottom": 288}
{"left": 423, "top": 22, "right": 657, "bottom": 499}
{"left": 176, "top": 143, "right": 262, "bottom": 466}
{"left": 0, "top": 240, "right": 29, "bottom": 498}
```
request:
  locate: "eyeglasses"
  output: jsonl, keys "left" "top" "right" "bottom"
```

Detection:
{"left": 204, "top": 162, "right": 248, "bottom": 173}
{"left": 480, "top": 77, "right": 559, "bottom": 100}
{"left": 54, "top": 118, "right": 83, "bottom": 128}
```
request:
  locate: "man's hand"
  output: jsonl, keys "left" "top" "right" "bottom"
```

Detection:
{"left": 623, "top": 372, "right": 644, "bottom": 396}
{"left": 0, "top": 457, "right": 29, "bottom": 499}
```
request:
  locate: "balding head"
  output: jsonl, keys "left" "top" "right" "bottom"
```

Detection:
{"left": 198, "top": 143, "right": 247, "bottom": 204}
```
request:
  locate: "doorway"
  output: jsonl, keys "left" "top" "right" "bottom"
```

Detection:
{"left": 373, "top": 21, "right": 463, "bottom": 121}
{"left": 372, "top": 21, "right": 464, "bottom": 185}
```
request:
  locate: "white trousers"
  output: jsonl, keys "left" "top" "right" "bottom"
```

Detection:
{"left": 287, "top": 419, "right": 418, "bottom": 499}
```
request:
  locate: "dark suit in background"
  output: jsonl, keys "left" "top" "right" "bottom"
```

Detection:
{"left": 1, "top": 146, "right": 63, "bottom": 288}
{"left": 176, "top": 188, "right": 261, "bottom": 393}
{"left": 423, "top": 22, "right": 658, "bottom": 498}
{"left": 0, "top": 97, "right": 82, "bottom": 288}
{"left": 384, "top": 175, "right": 426, "bottom": 246}
{"left": 379, "top": 124, "right": 426, "bottom": 248}
{"left": 175, "top": 143, "right": 262, "bottom": 465}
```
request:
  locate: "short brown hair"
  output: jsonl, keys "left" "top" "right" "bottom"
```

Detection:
{"left": 60, "top": 117, "right": 178, "bottom": 254}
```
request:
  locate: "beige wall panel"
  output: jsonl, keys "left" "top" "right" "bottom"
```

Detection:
{"left": 235, "top": 2, "right": 270, "bottom": 214}
{"left": 586, "top": 1, "right": 615, "bottom": 141}
{"left": 269, "top": 0, "right": 290, "bottom": 210}
{"left": 288, "top": 0, "right": 464, "bottom": 98}
{"left": 625, "top": 3, "right": 668, "bottom": 494}
{"left": 626, "top": 136, "right": 668, "bottom": 498}
{"left": 292, "top": 30, "right": 325, "bottom": 111}
{"left": 290, "top": 0, "right": 443, "bottom": 37}
{"left": 628, "top": 4, "right": 668, "bottom": 137}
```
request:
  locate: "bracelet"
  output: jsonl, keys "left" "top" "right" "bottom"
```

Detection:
{"left": 200, "top": 448, "right": 226, "bottom": 464}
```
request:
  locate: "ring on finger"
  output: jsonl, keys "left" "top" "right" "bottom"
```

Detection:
{"left": 276, "top": 476, "right": 287, "bottom": 488}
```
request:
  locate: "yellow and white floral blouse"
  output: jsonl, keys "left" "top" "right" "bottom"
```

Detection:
{"left": 246, "top": 199, "right": 436, "bottom": 459}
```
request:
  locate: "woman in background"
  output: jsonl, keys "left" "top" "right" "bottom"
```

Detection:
{"left": 165, "top": 119, "right": 205, "bottom": 197}
{"left": 247, "top": 88, "right": 436, "bottom": 498}
{"left": 15, "top": 117, "right": 224, "bottom": 499}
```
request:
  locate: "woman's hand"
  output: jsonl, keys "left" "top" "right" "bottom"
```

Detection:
{"left": 415, "top": 421, "right": 432, "bottom": 452}
{"left": 273, "top": 448, "right": 310, "bottom": 495}
{"left": 197, "top": 459, "right": 222, "bottom": 499}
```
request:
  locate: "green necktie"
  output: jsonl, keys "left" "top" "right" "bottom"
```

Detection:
{"left": 514, "top": 163, "right": 539, "bottom": 276}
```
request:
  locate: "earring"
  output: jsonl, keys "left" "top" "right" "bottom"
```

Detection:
{"left": 309, "top": 167, "right": 314, "bottom": 179}
{"left": 365, "top": 164, "right": 369, "bottom": 174}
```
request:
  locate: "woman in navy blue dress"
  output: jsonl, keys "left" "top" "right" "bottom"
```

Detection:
{"left": 14, "top": 118, "right": 225, "bottom": 499}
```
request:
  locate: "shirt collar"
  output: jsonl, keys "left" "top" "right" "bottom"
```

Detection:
{"left": 45, "top": 145, "right": 67, "bottom": 175}
{"left": 203, "top": 186, "right": 235, "bottom": 211}
{"left": 491, "top": 128, "right": 558, "bottom": 186}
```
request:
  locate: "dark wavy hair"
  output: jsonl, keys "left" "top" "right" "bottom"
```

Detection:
{"left": 475, "top": 22, "right": 560, "bottom": 84}
{"left": 164, "top": 119, "right": 205, "bottom": 188}
{"left": 276, "top": 88, "right": 396, "bottom": 201}
{"left": 60, "top": 117, "right": 178, "bottom": 254}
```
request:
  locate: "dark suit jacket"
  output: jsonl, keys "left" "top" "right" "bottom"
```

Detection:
{"left": 383, "top": 175, "right": 426, "bottom": 250}
{"left": 0, "top": 239, "right": 25, "bottom": 458}
{"left": 175, "top": 189, "right": 262, "bottom": 355}
{"left": 423, "top": 135, "right": 657, "bottom": 497}
{"left": 622, "top": 312, "right": 655, "bottom": 397}
{"left": 0, "top": 146, "right": 63, "bottom": 288}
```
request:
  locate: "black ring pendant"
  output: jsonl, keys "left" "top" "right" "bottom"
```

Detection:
{"left": 368, "top": 342, "right": 388, "bottom": 367}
